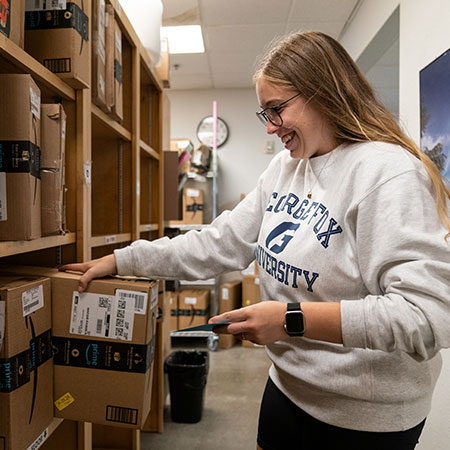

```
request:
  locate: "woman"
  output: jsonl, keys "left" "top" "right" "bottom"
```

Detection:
{"left": 62, "top": 32, "right": 450, "bottom": 450}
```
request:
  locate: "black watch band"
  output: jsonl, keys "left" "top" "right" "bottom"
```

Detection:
{"left": 284, "top": 302, "right": 305, "bottom": 336}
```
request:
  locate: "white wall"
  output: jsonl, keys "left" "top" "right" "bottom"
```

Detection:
{"left": 343, "top": 1, "right": 450, "bottom": 448}
{"left": 166, "top": 88, "right": 283, "bottom": 213}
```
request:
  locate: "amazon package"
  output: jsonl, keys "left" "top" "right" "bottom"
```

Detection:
{"left": 178, "top": 289, "right": 210, "bottom": 329}
{"left": 7, "top": 266, "right": 159, "bottom": 428}
{"left": 0, "top": 74, "right": 41, "bottom": 241}
{"left": 92, "top": 0, "right": 107, "bottom": 111}
{"left": 0, "top": 0, "right": 25, "bottom": 48}
{"left": 0, "top": 275, "right": 53, "bottom": 450}
{"left": 182, "top": 188, "right": 204, "bottom": 225}
{"left": 25, "top": 0, "right": 90, "bottom": 89}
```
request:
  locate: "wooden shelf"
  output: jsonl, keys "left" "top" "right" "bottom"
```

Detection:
{"left": 139, "top": 223, "right": 159, "bottom": 233}
{"left": 0, "top": 233, "right": 76, "bottom": 258}
{"left": 140, "top": 140, "right": 160, "bottom": 160}
{"left": 92, "top": 103, "right": 132, "bottom": 141}
{"left": 90, "top": 233, "right": 132, "bottom": 248}
{"left": 0, "top": 33, "right": 75, "bottom": 101}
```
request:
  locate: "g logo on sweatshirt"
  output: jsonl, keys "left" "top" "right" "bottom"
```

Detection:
{"left": 265, "top": 222, "right": 300, "bottom": 254}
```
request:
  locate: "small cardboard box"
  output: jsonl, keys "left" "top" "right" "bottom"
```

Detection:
{"left": 0, "top": 275, "right": 53, "bottom": 450}
{"left": 178, "top": 289, "right": 210, "bottom": 329}
{"left": 242, "top": 275, "right": 261, "bottom": 307}
{"left": 92, "top": 0, "right": 107, "bottom": 111}
{"left": 182, "top": 188, "right": 204, "bottom": 225}
{"left": 105, "top": 4, "right": 115, "bottom": 112}
{"left": 109, "top": 17, "right": 123, "bottom": 121}
{"left": 218, "top": 280, "right": 242, "bottom": 349}
{"left": 25, "top": 0, "right": 90, "bottom": 89}
{"left": 41, "top": 103, "right": 66, "bottom": 236}
{"left": 0, "top": 74, "right": 41, "bottom": 241}
{"left": 5, "top": 266, "right": 159, "bottom": 429}
{"left": 155, "top": 37, "right": 170, "bottom": 88}
{"left": 0, "top": 0, "right": 25, "bottom": 48}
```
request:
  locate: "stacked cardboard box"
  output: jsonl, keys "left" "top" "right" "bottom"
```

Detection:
{"left": 92, "top": 0, "right": 108, "bottom": 111}
{"left": 182, "top": 188, "right": 204, "bottom": 225}
{"left": 0, "top": 275, "right": 53, "bottom": 450}
{"left": 5, "top": 266, "right": 159, "bottom": 429}
{"left": 0, "top": 0, "right": 25, "bottom": 48}
{"left": 178, "top": 289, "right": 210, "bottom": 329}
{"left": 25, "top": 0, "right": 90, "bottom": 89}
{"left": 41, "top": 103, "right": 66, "bottom": 236}
{"left": 0, "top": 74, "right": 41, "bottom": 241}
{"left": 218, "top": 280, "right": 242, "bottom": 349}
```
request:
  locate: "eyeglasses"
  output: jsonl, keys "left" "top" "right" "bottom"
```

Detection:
{"left": 256, "top": 93, "right": 302, "bottom": 127}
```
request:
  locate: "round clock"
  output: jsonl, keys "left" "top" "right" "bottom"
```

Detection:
{"left": 196, "top": 116, "right": 229, "bottom": 148}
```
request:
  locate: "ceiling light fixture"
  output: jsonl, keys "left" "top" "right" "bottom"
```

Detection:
{"left": 160, "top": 25, "right": 205, "bottom": 54}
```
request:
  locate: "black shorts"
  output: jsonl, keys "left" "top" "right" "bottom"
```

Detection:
{"left": 257, "top": 377, "right": 426, "bottom": 450}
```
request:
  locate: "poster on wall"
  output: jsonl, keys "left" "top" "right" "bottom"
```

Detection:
{"left": 420, "top": 48, "right": 450, "bottom": 182}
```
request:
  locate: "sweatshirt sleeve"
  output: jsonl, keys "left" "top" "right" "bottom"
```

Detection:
{"left": 114, "top": 165, "right": 272, "bottom": 281}
{"left": 340, "top": 169, "right": 450, "bottom": 361}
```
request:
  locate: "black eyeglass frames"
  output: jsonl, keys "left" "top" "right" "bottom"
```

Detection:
{"left": 256, "top": 92, "right": 302, "bottom": 127}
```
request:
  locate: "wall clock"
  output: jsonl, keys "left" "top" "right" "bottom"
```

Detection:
{"left": 196, "top": 115, "right": 229, "bottom": 148}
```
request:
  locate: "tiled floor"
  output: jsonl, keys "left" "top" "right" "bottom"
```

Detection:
{"left": 141, "top": 344, "right": 271, "bottom": 450}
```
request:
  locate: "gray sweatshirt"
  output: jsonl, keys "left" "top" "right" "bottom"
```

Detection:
{"left": 115, "top": 141, "right": 450, "bottom": 432}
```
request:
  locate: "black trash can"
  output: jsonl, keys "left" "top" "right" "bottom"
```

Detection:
{"left": 164, "top": 350, "right": 209, "bottom": 423}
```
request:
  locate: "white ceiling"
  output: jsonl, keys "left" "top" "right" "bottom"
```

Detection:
{"left": 161, "top": 0, "right": 363, "bottom": 90}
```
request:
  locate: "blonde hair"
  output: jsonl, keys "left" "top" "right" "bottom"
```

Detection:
{"left": 254, "top": 31, "right": 450, "bottom": 238}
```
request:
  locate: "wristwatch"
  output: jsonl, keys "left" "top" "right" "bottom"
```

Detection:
{"left": 284, "top": 303, "right": 305, "bottom": 336}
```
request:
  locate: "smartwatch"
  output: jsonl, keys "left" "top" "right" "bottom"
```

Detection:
{"left": 284, "top": 302, "right": 305, "bottom": 336}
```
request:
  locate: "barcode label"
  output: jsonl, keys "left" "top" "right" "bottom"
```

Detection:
{"left": 22, "top": 285, "right": 44, "bottom": 317}
{"left": 116, "top": 289, "right": 147, "bottom": 315}
{"left": 106, "top": 405, "right": 138, "bottom": 425}
{"left": 30, "top": 87, "right": 40, "bottom": 119}
{"left": 0, "top": 172, "right": 7, "bottom": 222}
{"left": 26, "top": 0, "right": 67, "bottom": 11}
{"left": 44, "top": 57, "right": 71, "bottom": 74}
{"left": 96, "top": 319, "right": 103, "bottom": 334}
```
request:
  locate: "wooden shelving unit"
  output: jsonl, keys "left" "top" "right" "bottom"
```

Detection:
{"left": 0, "top": 0, "right": 168, "bottom": 448}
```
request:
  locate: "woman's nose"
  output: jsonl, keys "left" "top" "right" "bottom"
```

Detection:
{"left": 266, "top": 121, "right": 278, "bottom": 134}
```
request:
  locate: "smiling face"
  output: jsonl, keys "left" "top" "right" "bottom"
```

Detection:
{"left": 256, "top": 78, "right": 338, "bottom": 159}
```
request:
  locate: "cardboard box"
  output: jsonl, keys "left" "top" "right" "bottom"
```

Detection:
{"left": 242, "top": 275, "right": 261, "bottom": 307}
{"left": 38, "top": 419, "right": 78, "bottom": 450}
{"left": 5, "top": 266, "right": 159, "bottom": 429}
{"left": 178, "top": 289, "right": 210, "bottom": 329}
{"left": 155, "top": 37, "right": 170, "bottom": 88}
{"left": 41, "top": 103, "right": 66, "bottom": 236}
{"left": 0, "top": 275, "right": 53, "bottom": 450}
{"left": 218, "top": 280, "right": 242, "bottom": 350}
{"left": 0, "top": 74, "right": 41, "bottom": 241}
{"left": 168, "top": 291, "right": 179, "bottom": 332}
{"left": 92, "top": 0, "right": 108, "bottom": 111}
{"left": 182, "top": 188, "right": 204, "bottom": 225}
{"left": 163, "top": 151, "right": 182, "bottom": 220}
{"left": 105, "top": 4, "right": 115, "bottom": 112}
{"left": 109, "top": 16, "right": 123, "bottom": 121}
{"left": 25, "top": 0, "right": 90, "bottom": 89}
{"left": 0, "top": 0, "right": 25, "bottom": 48}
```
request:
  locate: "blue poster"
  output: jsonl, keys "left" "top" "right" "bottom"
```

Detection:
{"left": 420, "top": 48, "right": 450, "bottom": 182}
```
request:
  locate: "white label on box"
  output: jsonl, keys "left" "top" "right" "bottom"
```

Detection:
{"left": 26, "top": 427, "right": 49, "bottom": 450}
{"left": 84, "top": 161, "right": 92, "bottom": 186}
{"left": 70, "top": 291, "right": 135, "bottom": 341}
{"left": 151, "top": 284, "right": 159, "bottom": 309}
{"left": 25, "top": 0, "right": 66, "bottom": 11}
{"left": 105, "top": 235, "right": 117, "bottom": 244}
{"left": 0, "top": 301, "right": 5, "bottom": 353}
{"left": 115, "top": 31, "right": 122, "bottom": 55}
{"left": 22, "top": 285, "right": 44, "bottom": 317}
{"left": 192, "top": 151, "right": 202, "bottom": 165}
{"left": 222, "top": 288, "right": 229, "bottom": 300}
{"left": 0, "top": 172, "right": 7, "bottom": 221}
{"left": 62, "top": 117, "right": 66, "bottom": 141}
{"left": 116, "top": 289, "right": 148, "bottom": 315}
{"left": 30, "top": 88, "right": 40, "bottom": 119}
{"left": 99, "top": 74, "right": 106, "bottom": 95}
{"left": 99, "top": 40, "right": 106, "bottom": 64}
{"left": 185, "top": 296, "right": 197, "bottom": 305}
{"left": 255, "top": 277, "right": 260, "bottom": 285}
{"left": 186, "top": 188, "right": 200, "bottom": 198}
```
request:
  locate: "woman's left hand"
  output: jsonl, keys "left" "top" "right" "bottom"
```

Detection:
{"left": 208, "top": 301, "right": 288, "bottom": 345}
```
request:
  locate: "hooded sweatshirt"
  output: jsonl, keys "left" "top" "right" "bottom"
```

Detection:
{"left": 115, "top": 141, "right": 450, "bottom": 432}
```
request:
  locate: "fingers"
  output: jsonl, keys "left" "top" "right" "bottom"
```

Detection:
{"left": 59, "top": 262, "right": 90, "bottom": 273}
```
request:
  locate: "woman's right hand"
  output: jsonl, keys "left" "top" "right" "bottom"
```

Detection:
{"left": 59, "top": 254, "right": 117, "bottom": 292}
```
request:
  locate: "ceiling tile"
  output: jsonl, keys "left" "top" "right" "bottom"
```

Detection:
{"left": 170, "top": 53, "right": 210, "bottom": 75}
{"left": 285, "top": 21, "right": 344, "bottom": 38}
{"left": 162, "top": 0, "right": 199, "bottom": 24}
{"left": 213, "top": 72, "right": 255, "bottom": 89}
{"left": 170, "top": 74, "right": 214, "bottom": 90}
{"left": 201, "top": 0, "right": 293, "bottom": 26}
{"left": 209, "top": 51, "right": 256, "bottom": 74}
{"left": 289, "top": 0, "right": 358, "bottom": 23}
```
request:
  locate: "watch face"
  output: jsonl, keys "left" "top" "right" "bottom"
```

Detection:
{"left": 197, "top": 116, "right": 229, "bottom": 148}
{"left": 285, "top": 310, "right": 304, "bottom": 335}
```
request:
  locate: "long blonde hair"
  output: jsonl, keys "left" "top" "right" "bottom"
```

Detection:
{"left": 254, "top": 31, "right": 450, "bottom": 238}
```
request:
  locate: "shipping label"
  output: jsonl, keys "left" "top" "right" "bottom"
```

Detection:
{"left": 25, "top": 0, "right": 67, "bottom": 11}
{"left": 0, "top": 172, "right": 6, "bottom": 221}
{"left": 25, "top": 427, "right": 49, "bottom": 450}
{"left": 30, "top": 87, "right": 40, "bottom": 119}
{"left": 222, "top": 288, "right": 229, "bottom": 300}
{"left": 70, "top": 291, "right": 135, "bottom": 341}
{"left": 116, "top": 289, "right": 148, "bottom": 315}
{"left": 184, "top": 296, "right": 197, "bottom": 305}
{"left": 22, "top": 284, "right": 44, "bottom": 316}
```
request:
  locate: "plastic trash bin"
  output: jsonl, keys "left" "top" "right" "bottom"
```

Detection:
{"left": 164, "top": 350, "right": 209, "bottom": 423}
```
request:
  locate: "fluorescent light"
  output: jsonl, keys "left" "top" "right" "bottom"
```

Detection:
{"left": 160, "top": 25, "right": 205, "bottom": 54}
